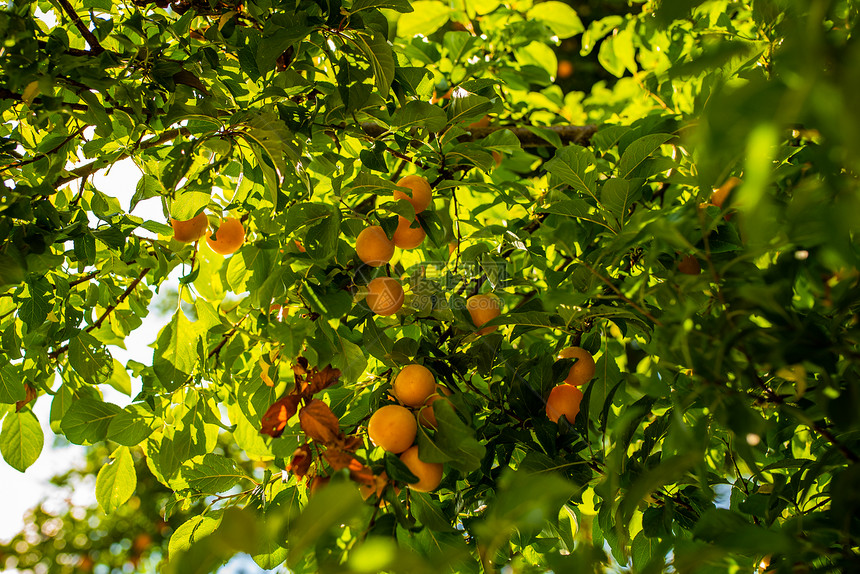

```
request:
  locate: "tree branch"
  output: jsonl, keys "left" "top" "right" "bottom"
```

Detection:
{"left": 208, "top": 315, "right": 248, "bottom": 359}
{"left": 55, "top": 0, "right": 104, "bottom": 55}
{"left": 49, "top": 267, "right": 150, "bottom": 359}
{"left": 360, "top": 123, "right": 598, "bottom": 148}
{"left": 0, "top": 126, "right": 87, "bottom": 173}
{"left": 54, "top": 127, "right": 190, "bottom": 187}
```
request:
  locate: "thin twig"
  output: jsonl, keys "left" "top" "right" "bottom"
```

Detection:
{"left": 49, "top": 267, "right": 150, "bottom": 359}
{"left": 208, "top": 315, "right": 249, "bottom": 359}
{"left": 68, "top": 270, "right": 99, "bottom": 287}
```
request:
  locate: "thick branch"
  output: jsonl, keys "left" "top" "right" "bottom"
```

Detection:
{"left": 55, "top": 0, "right": 104, "bottom": 55}
{"left": 49, "top": 267, "right": 149, "bottom": 359}
{"left": 55, "top": 127, "right": 190, "bottom": 187}
{"left": 361, "top": 123, "right": 598, "bottom": 147}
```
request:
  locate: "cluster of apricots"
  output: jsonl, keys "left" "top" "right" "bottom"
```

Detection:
{"left": 545, "top": 346, "right": 596, "bottom": 425}
{"left": 170, "top": 211, "right": 245, "bottom": 256}
{"left": 366, "top": 363, "right": 454, "bottom": 492}
{"left": 358, "top": 175, "right": 432, "bottom": 316}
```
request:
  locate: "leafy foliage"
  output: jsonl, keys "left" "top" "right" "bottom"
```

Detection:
{"left": 2, "top": 0, "right": 860, "bottom": 572}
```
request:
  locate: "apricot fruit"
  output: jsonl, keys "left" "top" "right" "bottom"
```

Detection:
{"left": 393, "top": 216, "right": 426, "bottom": 249}
{"left": 368, "top": 404, "right": 417, "bottom": 453}
{"left": 356, "top": 225, "right": 395, "bottom": 267}
{"left": 206, "top": 217, "right": 245, "bottom": 255}
{"left": 394, "top": 175, "right": 432, "bottom": 214}
{"left": 678, "top": 255, "right": 701, "bottom": 275}
{"left": 366, "top": 277, "right": 404, "bottom": 316}
{"left": 558, "top": 346, "right": 596, "bottom": 386}
{"left": 557, "top": 60, "right": 574, "bottom": 79}
{"left": 399, "top": 445, "right": 443, "bottom": 492}
{"left": 546, "top": 384, "right": 584, "bottom": 424}
{"left": 711, "top": 176, "right": 742, "bottom": 208}
{"left": 419, "top": 394, "right": 453, "bottom": 429}
{"left": 171, "top": 211, "right": 208, "bottom": 243}
{"left": 466, "top": 294, "right": 501, "bottom": 335}
{"left": 393, "top": 364, "right": 436, "bottom": 408}
{"left": 468, "top": 115, "right": 491, "bottom": 130}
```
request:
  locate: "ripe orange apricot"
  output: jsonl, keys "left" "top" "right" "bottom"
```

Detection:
{"left": 206, "top": 217, "right": 245, "bottom": 255}
{"left": 368, "top": 404, "right": 417, "bottom": 453}
{"left": 466, "top": 294, "right": 501, "bottom": 335}
{"left": 399, "top": 445, "right": 443, "bottom": 492}
{"left": 468, "top": 115, "right": 491, "bottom": 130}
{"left": 393, "top": 217, "right": 426, "bottom": 249}
{"left": 393, "top": 364, "right": 436, "bottom": 408}
{"left": 366, "top": 277, "right": 404, "bottom": 316}
{"left": 557, "top": 60, "right": 574, "bottom": 79}
{"left": 356, "top": 225, "right": 395, "bottom": 267}
{"left": 171, "top": 211, "right": 208, "bottom": 243}
{"left": 394, "top": 175, "right": 432, "bottom": 214}
{"left": 558, "top": 346, "right": 596, "bottom": 386}
{"left": 546, "top": 384, "right": 584, "bottom": 424}
{"left": 678, "top": 255, "right": 701, "bottom": 275}
{"left": 419, "top": 394, "right": 454, "bottom": 429}
{"left": 711, "top": 176, "right": 742, "bottom": 209}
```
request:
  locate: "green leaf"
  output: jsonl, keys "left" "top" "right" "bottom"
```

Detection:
{"left": 411, "top": 491, "right": 456, "bottom": 532}
{"left": 107, "top": 403, "right": 161, "bottom": 446}
{"left": 618, "top": 452, "right": 700, "bottom": 524}
{"left": 351, "top": 32, "right": 395, "bottom": 96}
{"left": 393, "top": 100, "right": 448, "bottom": 132}
{"left": 449, "top": 93, "right": 493, "bottom": 125}
{"left": 618, "top": 134, "right": 674, "bottom": 179}
{"left": 282, "top": 203, "right": 334, "bottom": 235}
{"left": 19, "top": 277, "right": 52, "bottom": 327}
{"left": 600, "top": 178, "right": 637, "bottom": 228}
{"left": 545, "top": 145, "right": 599, "bottom": 202}
{"left": 255, "top": 18, "right": 310, "bottom": 74}
{"left": 0, "top": 409, "right": 43, "bottom": 472}
{"left": 79, "top": 90, "right": 113, "bottom": 138}
{"left": 169, "top": 191, "right": 210, "bottom": 221}
{"left": 348, "top": 173, "right": 402, "bottom": 196}
{"left": 693, "top": 508, "right": 793, "bottom": 554}
{"left": 95, "top": 446, "right": 137, "bottom": 514}
{"left": 106, "top": 358, "right": 132, "bottom": 395}
{"left": 286, "top": 481, "right": 366, "bottom": 565}
{"left": 351, "top": 0, "right": 413, "bottom": 12}
{"left": 304, "top": 210, "right": 341, "bottom": 262}
{"left": 183, "top": 453, "right": 249, "bottom": 494}
{"left": 153, "top": 311, "right": 203, "bottom": 391}
{"left": 60, "top": 398, "right": 123, "bottom": 445}
{"left": 0, "top": 364, "right": 25, "bottom": 404}
{"left": 169, "top": 514, "right": 223, "bottom": 558}
{"left": 527, "top": 1, "right": 584, "bottom": 39}
{"left": 68, "top": 332, "right": 113, "bottom": 384}
{"left": 397, "top": 1, "right": 451, "bottom": 38}
{"left": 427, "top": 399, "right": 485, "bottom": 472}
